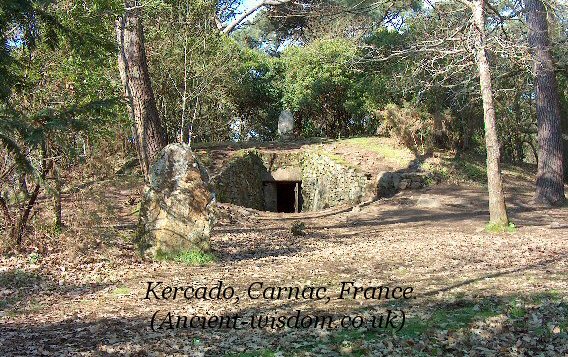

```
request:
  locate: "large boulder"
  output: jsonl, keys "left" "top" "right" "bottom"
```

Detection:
{"left": 138, "top": 143, "right": 214, "bottom": 258}
{"left": 376, "top": 171, "right": 400, "bottom": 197}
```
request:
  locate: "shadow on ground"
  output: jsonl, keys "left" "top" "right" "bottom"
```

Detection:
{"left": 1, "top": 260, "right": 566, "bottom": 356}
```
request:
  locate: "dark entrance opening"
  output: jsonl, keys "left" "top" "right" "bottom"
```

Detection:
{"left": 275, "top": 181, "right": 302, "bottom": 213}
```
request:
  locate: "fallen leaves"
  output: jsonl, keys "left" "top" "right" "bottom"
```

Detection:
{"left": 1, "top": 178, "right": 567, "bottom": 356}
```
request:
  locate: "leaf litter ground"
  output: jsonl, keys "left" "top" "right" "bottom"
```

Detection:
{"left": 0, "top": 174, "right": 567, "bottom": 356}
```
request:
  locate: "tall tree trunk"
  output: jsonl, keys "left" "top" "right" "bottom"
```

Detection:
{"left": 116, "top": 4, "right": 167, "bottom": 179}
{"left": 564, "top": 137, "right": 568, "bottom": 183}
{"left": 525, "top": 0, "right": 566, "bottom": 206}
{"left": 472, "top": 0, "right": 509, "bottom": 225}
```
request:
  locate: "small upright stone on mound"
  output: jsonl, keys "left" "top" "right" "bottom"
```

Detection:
{"left": 138, "top": 143, "right": 214, "bottom": 258}
{"left": 278, "top": 110, "right": 294, "bottom": 140}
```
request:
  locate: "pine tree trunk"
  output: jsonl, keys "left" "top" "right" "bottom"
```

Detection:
{"left": 472, "top": 1, "right": 509, "bottom": 225}
{"left": 564, "top": 137, "right": 568, "bottom": 183}
{"left": 525, "top": 0, "right": 566, "bottom": 206}
{"left": 116, "top": 4, "right": 167, "bottom": 179}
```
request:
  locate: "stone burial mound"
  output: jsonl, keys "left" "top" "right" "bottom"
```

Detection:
{"left": 206, "top": 147, "right": 436, "bottom": 214}
{"left": 137, "top": 140, "right": 438, "bottom": 258}
{"left": 209, "top": 149, "right": 373, "bottom": 213}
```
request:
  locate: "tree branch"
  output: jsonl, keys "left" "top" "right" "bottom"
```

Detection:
{"left": 221, "top": 0, "right": 291, "bottom": 34}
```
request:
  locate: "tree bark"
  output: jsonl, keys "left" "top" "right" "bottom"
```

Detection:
{"left": 525, "top": 0, "right": 566, "bottom": 206}
{"left": 116, "top": 4, "right": 167, "bottom": 179}
{"left": 472, "top": 0, "right": 509, "bottom": 225}
{"left": 564, "top": 137, "right": 568, "bottom": 183}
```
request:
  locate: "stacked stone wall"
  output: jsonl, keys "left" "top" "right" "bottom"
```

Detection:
{"left": 300, "top": 151, "right": 372, "bottom": 211}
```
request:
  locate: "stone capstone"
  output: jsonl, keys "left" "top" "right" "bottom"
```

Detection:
{"left": 138, "top": 143, "right": 214, "bottom": 257}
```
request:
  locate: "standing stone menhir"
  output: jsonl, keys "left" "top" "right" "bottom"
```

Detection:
{"left": 137, "top": 143, "right": 214, "bottom": 258}
{"left": 278, "top": 110, "right": 294, "bottom": 140}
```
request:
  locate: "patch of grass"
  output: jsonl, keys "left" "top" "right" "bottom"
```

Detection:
{"left": 322, "top": 151, "right": 353, "bottom": 167}
{"left": 112, "top": 286, "right": 131, "bottom": 296}
{"left": 507, "top": 298, "right": 527, "bottom": 319}
{"left": 155, "top": 249, "right": 216, "bottom": 266}
{"left": 398, "top": 318, "right": 429, "bottom": 338}
{"left": 398, "top": 299, "right": 499, "bottom": 338}
{"left": 485, "top": 222, "right": 517, "bottom": 234}
{"left": 341, "top": 137, "right": 415, "bottom": 165}
{"left": 422, "top": 162, "right": 449, "bottom": 182}
{"left": 431, "top": 304, "right": 498, "bottom": 329}
{"left": 330, "top": 328, "right": 369, "bottom": 344}
{"left": 422, "top": 154, "right": 489, "bottom": 185}
{"left": 530, "top": 290, "right": 562, "bottom": 304}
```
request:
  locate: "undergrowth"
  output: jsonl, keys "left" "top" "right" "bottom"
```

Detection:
{"left": 155, "top": 249, "right": 216, "bottom": 266}
{"left": 485, "top": 222, "right": 517, "bottom": 234}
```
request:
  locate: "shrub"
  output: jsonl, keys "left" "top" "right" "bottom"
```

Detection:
{"left": 377, "top": 103, "right": 457, "bottom": 154}
{"left": 377, "top": 103, "right": 434, "bottom": 154}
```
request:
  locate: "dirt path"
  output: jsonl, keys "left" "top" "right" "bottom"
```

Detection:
{"left": 1, "top": 178, "right": 567, "bottom": 356}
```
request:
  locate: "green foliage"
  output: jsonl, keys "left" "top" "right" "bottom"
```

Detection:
{"left": 421, "top": 154, "right": 488, "bottom": 185}
{"left": 226, "top": 46, "right": 282, "bottom": 140}
{"left": 485, "top": 222, "right": 517, "bottom": 234}
{"left": 112, "top": 286, "right": 131, "bottom": 296}
{"left": 377, "top": 103, "right": 434, "bottom": 154}
{"left": 454, "top": 158, "right": 487, "bottom": 183}
{"left": 28, "top": 252, "right": 41, "bottom": 264}
{"left": 155, "top": 249, "right": 217, "bottom": 266}
{"left": 281, "top": 38, "right": 376, "bottom": 138}
{"left": 507, "top": 298, "right": 527, "bottom": 319}
{"left": 143, "top": 0, "right": 283, "bottom": 143}
{"left": 0, "top": 0, "right": 123, "bottom": 247}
